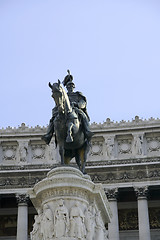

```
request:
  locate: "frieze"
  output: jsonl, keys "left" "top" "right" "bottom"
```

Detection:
{"left": 0, "top": 164, "right": 160, "bottom": 190}
{"left": 0, "top": 165, "right": 160, "bottom": 189}
{"left": 86, "top": 157, "right": 160, "bottom": 166}
{"left": 0, "top": 164, "right": 52, "bottom": 171}
{"left": 0, "top": 172, "right": 47, "bottom": 189}
{"left": 89, "top": 167, "right": 160, "bottom": 184}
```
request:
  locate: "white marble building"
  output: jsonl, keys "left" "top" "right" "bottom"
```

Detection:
{"left": 0, "top": 116, "right": 160, "bottom": 240}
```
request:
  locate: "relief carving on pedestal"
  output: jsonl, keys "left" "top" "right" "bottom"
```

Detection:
{"left": 70, "top": 202, "right": 86, "bottom": 238}
{"left": 54, "top": 199, "right": 69, "bottom": 238}
{"left": 95, "top": 211, "right": 108, "bottom": 240}
{"left": 41, "top": 204, "right": 54, "bottom": 240}
{"left": 30, "top": 213, "right": 43, "bottom": 240}
{"left": 84, "top": 204, "right": 96, "bottom": 240}
{"left": 30, "top": 200, "right": 108, "bottom": 240}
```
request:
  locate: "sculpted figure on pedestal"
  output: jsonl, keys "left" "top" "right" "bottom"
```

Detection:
{"left": 85, "top": 205, "right": 96, "bottom": 240}
{"left": 30, "top": 214, "right": 43, "bottom": 240}
{"left": 70, "top": 202, "right": 86, "bottom": 239}
{"left": 41, "top": 204, "right": 54, "bottom": 240}
{"left": 95, "top": 211, "right": 106, "bottom": 240}
{"left": 41, "top": 70, "right": 93, "bottom": 173}
{"left": 54, "top": 199, "right": 69, "bottom": 238}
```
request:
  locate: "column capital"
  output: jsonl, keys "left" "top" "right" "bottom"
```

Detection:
{"left": 134, "top": 186, "right": 149, "bottom": 199}
{"left": 105, "top": 188, "right": 118, "bottom": 200}
{"left": 16, "top": 193, "right": 29, "bottom": 204}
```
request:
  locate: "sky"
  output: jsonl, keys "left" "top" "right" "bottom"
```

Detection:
{"left": 0, "top": 0, "right": 160, "bottom": 128}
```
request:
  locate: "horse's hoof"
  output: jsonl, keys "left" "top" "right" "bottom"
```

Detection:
{"left": 66, "top": 136, "right": 73, "bottom": 143}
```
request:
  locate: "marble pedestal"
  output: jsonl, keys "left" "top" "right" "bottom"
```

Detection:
{"left": 29, "top": 166, "right": 111, "bottom": 240}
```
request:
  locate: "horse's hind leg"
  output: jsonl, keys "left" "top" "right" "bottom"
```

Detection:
{"left": 81, "top": 143, "right": 90, "bottom": 174}
{"left": 75, "top": 153, "right": 81, "bottom": 170}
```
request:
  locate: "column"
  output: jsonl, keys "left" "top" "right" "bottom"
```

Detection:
{"left": 135, "top": 186, "right": 151, "bottom": 240}
{"left": 105, "top": 188, "right": 120, "bottom": 240}
{"left": 16, "top": 193, "right": 29, "bottom": 240}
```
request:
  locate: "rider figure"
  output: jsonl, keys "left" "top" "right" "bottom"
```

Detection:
{"left": 63, "top": 70, "right": 93, "bottom": 141}
{"left": 42, "top": 70, "right": 93, "bottom": 145}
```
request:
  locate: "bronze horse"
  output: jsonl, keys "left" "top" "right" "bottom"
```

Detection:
{"left": 48, "top": 80, "right": 90, "bottom": 173}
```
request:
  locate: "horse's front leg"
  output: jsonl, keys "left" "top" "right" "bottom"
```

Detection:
{"left": 59, "top": 146, "right": 65, "bottom": 165}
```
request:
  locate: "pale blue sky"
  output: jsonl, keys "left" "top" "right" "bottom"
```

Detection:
{"left": 0, "top": 0, "right": 160, "bottom": 128}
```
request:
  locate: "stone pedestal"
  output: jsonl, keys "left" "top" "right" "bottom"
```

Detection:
{"left": 29, "top": 166, "right": 112, "bottom": 240}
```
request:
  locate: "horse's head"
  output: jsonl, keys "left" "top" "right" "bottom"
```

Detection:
{"left": 49, "top": 80, "right": 65, "bottom": 114}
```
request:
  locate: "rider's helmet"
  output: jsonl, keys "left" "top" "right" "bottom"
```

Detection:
{"left": 63, "top": 70, "right": 75, "bottom": 88}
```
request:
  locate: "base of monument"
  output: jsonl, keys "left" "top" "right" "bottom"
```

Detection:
{"left": 29, "top": 166, "right": 111, "bottom": 240}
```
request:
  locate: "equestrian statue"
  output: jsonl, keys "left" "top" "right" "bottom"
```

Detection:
{"left": 42, "top": 70, "right": 93, "bottom": 173}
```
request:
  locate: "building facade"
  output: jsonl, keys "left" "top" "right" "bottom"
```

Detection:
{"left": 0, "top": 117, "right": 160, "bottom": 240}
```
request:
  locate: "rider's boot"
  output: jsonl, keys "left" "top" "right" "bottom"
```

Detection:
{"left": 41, "top": 119, "right": 54, "bottom": 145}
{"left": 82, "top": 117, "right": 94, "bottom": 140}
{"left": 85, "top": 129, "right": 94, "bottom": 140}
